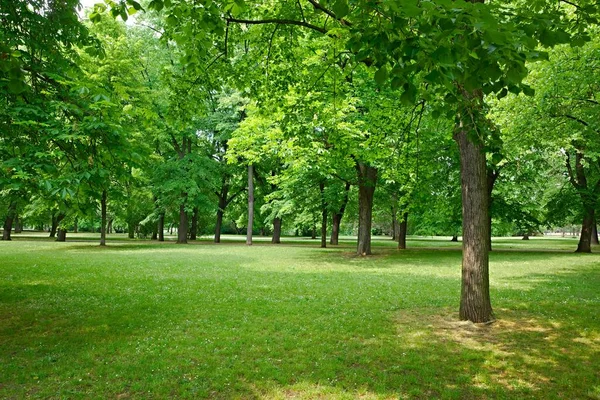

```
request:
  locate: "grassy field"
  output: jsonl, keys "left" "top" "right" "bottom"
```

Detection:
{"left": 0, "top": 236, "right": 598, "bottom": 399}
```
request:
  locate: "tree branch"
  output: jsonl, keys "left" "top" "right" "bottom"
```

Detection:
{"left": 306, "top": 0, "right": 352, "bottom": 26}
{"left": 226, "top": 17, "right": 327, "bottom": 34}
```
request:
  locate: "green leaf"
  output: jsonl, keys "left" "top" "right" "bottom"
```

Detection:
{"left": 374, "top": 66, "right": 388, "bottom": 86}
{"left": 332, "top": 0, "right": 350, "bottom": 19}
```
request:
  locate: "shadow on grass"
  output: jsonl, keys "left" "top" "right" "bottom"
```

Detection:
{"left": 0, "top": 246, "right": 598, "bottom": 399}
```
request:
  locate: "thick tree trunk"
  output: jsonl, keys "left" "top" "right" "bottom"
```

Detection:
{"left": 522, "top": 234, "right": 530, "bottom": 240}
{"left": 272, "top": 217, "right": 282, "bottom": 244}
{"left": 50, "top": 212, "right": 65, "bottom": 238}
{"left": 158, "top": 212, "right": 165, "bottom": 242}
{"left": 177, "top": 202, "right": 188, "bottom": 244}
{"left": 2, "top": 202, "right": 16, "bottom": 241}
{"left": 592, "top": 218, "right": 599, "bottom": 245}
{"left": 398, "top": 212, "right": 408, "bottom": 250}
{"left": 100, "top": 190, "right": 107, "bottom": 246}
{"left": 356, "top": 162, "right": 378, "bottom": 256}
{"left": 56, "top": 228, "right": 67, "bottom": 242}
{"left": 576, "top": 207, "right": 594, "bottom": 253}
{"left": 454, "top": 127, "right": 493, "bottom": 323}
{"left": 246, "top": 164, "right": 254, "bottom": 246}
{"left": 190, "top": 207, "right": 199, "bottom": 240}
{"left": 215, "top": 209, "right": 224, "bottom": 243}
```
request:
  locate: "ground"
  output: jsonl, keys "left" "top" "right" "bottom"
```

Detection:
{"left": 0, "top": 235, "right": 598, "bottom": 399}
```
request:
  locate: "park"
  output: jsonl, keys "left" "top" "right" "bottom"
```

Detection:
{"left": 1, "top": 0, "right": 600, "bottom": 398}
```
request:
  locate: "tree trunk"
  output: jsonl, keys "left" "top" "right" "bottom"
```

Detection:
{"left": 522, "top": 234, "right": 530, "bottom": 240}
{"left": 158, "top": 212, "right": 165, "bottom": 242}
{"left": 487, "top": 168, "right": 499, "bottom": 252}
{"left": 454, "top": 127, "right": 493, "bottom": 323}
{"left": 451, "top": 235, "right": 459, "bottom": 242}
{"left": 100, "top": 189, "right": 107, "bottom": 246}
{"left": 2, "top": 202, "right": 16, "bottom": 241}
{"left": 246, "top": 164, "right": 254, "bottom": 246}
{"left": 128, "top": 222, "right": 135, "bottom": 239}
{"left": 190, "top": 206, "right": 199, "bottom": 240}
{"left": 319, "top": 182, "right": 327, "bottom": 248}
{"left": 330, "top": 183, "right": 351, "bottom": 245}
{"left": 592, "top": 218, "right": 599, "bottom": 245}
{"left": 398, "top": 212, "right": 408, "bottom": 250}
{"left": 56, "top": 228, "right": 67, "bottom": 242}
{"left": 576, "top": 207, "right": 594, "bottom": 253}
{"left": 177, "top": 202, "right": 188, "bottom": 244}
{"left": 73, "top": 217, "right": 78, "bottom": 234}
{"left": 107, "top": 218, "right": 113, "bottom": 234}
{"left": 272, "top": 217, "right": 282, "bottom": 244}
{"left": 356, "top": 162, "right": 378, "bottom": 256}
{"left": 14, "top": 214, "right": 22, "bottom": 234}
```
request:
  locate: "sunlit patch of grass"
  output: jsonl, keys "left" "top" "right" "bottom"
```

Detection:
{"left": 0, "top": 239, "right": 598, "bottom": 399}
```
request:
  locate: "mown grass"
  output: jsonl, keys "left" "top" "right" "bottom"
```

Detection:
{"left": 0, "top": 237, "right": 598, "bottom": 399}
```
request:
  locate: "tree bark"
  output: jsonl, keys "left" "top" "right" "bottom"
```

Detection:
{"left": 107, "top": 218, "right": 113, "bottom": 234}
{"left": 190, "top": 206, "right": 199, "bottom": 240}
{"left": 451, "top": 235, "right": 459, "bottom": 242}
{"left": 57, "top": 228, "right": 67, "bottom": 242}
{"left": 330, "top": 183, "right": 351, "bottom": 245}
{"left": 272, "top": 217, "right": 282, "bottom": 244}
{"left": 576, "top": 207, "right": 594, "bottom": 253}
{"left": 2, "top": 202, "right": 16, "bottom": 241}
{"left": 128, "top": 222, "right": 135, "bottom": 239}
{"left": 398, "top": 211, "right": 408, "bottom": 250}
{"left": 454, "top": 127, "right": 493, "bottom": 323}
{"left": 100, "top": 190, "right": 107, "bottom": 246}
{"left": 592, "top": 218, "right": 599, "bottom": 245}
{"left": 158, "top": 212, "right": 165, "bottom": 242}
{"left": 49, "top": 212, "right": 64, "bottom": 238}
{"left": 177, "top": 202, "right": 188, "bottom": 244}
{"left": 14, "top": 214, "right": 22, "bottom": 234}
{"left": 356, "top": 162, "right": 378, "bottom": 256}
{"left": 246, "top": 164, "right": 254, "bottom": 246}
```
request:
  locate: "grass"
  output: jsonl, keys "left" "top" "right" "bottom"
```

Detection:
{"left": 0, "top": 236, "right": 598, "bottom": 399}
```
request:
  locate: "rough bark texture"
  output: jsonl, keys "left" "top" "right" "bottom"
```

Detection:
{"left": 100, "top": 190, "right": 107, "bottom": 246}
{"left": 246, "top": 164, "right": 254, "bottom": 246}
{"left": 398, "top": 212, "right": 408, "bottom": 250}
{"left": 190, "top": 207, "right": 199, "bottom": 240}
{"left": 454, "top": 128, "right": 493, "bottom": 323}
{"left": 356, "top": 162, "right": 377, "bottom": 256}
{"left": 177, "top": 202, "right": 188, "bottom": 244}
{"left": 576, "top": 207, "right": 594, "bottom": 253}
{"left": 56, "top": 228, "right": 66, "bottom": 242}
{"left": 158, "top": 212, "right": 165, "bottom": 242}
{"left": 2, "top": 202, "right": 16, "bottom": 241}
{"left": 272, "top": 217, "right": 282, "bottom": 244}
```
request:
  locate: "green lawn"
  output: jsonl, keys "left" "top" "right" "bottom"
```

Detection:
{"left": 0, "top": 237, "right": 598, "bottom": 399}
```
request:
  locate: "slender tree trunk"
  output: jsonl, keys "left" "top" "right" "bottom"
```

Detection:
{"left": 592, "top": 218, "right": 599, "bottom": 245}
{"left": 128, "top": 222, "right": 135, "bottom": 239}
{"left": 319, "top": 182, "right": 327, "bottom": 248}
{"left": 190, "top": 206, "right": 199, "bottom": 240}
{"left": 107, "top": 218, "right": 113, "bottom": 234}
{"left": 487, "top": 168, "right": 499, "bottom": 252}
{"left": 158, "top": 212, "right": 165, "bottom": 242}
{"left": 398, "top": 212, "right": 408, "bottom": 250}
{"left": 330, "top": 182, "right": 351, "bottom": 245}
{"left": 100, "top": 189, "right": 107, "bottom": 246}
{"left": 14, "top": 214, "right": 22, "bottom": 234}
{"left": 454, "top": 126, "right": 493, "bottom": 323}
{"left": 576, "top": 207, "right": 594, "bottom": 253}
{"left": 356, "top": 162, "right": 378, "bottom": 256}
{"left": 177, "top": 202, "right": 188, "bottom": 244}
{"left": 246, "top": 164, "right": 254, "bottom": 246}
{"left": 73, "top": 217, "right": 78, "bottom": 234}
{"left": 50, "top": 215, "right": 58, "bottom": 238}
{"left": 57, "top": 228, "right": 67, "bottom": 242}
{"left": 272, "top": 217, "right": 282, "bottom": 244}
{"left": 451, "top": 235, "right": 459, "bottom": 242}
{"left": 2, "top": 202, "right": 17, "bottom": 241}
